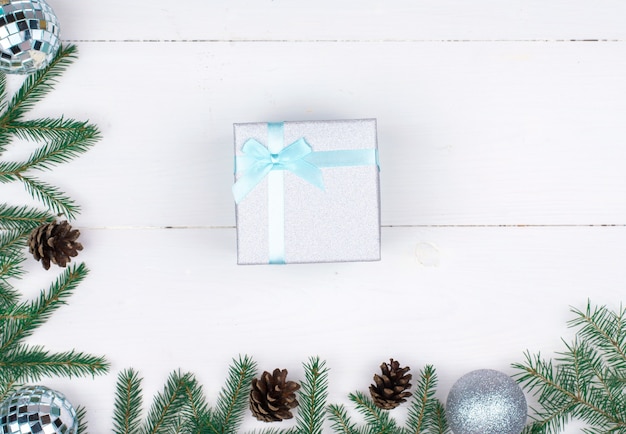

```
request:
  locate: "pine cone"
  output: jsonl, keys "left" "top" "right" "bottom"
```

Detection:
{"left": 369, "top": 359, "right": 412, "bottom": 410}
{"left": 28, "top": 221, "right": 83, "bottom": 270}
{"left": 250, "top": 368, "right": 300, "bottom": 422}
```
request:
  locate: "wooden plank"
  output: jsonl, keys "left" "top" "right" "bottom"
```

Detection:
{"left": 3, "top": 41, "right": 625, "bottom": 227}
{"left": 53, "top": 1, "right": 626, "bottom": 42}
{"left": 19, "top": 225, "right": 625, "bottom": 432}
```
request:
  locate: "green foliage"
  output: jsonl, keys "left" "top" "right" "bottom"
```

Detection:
{"left": 0, "top": 39, "right": 104, "bottom": 431}
{"left": 327, "top": 365, "right": 450, "bottom": 434}
{"left": 0, "top": 263, "right": 109, "bottom": 401}
{"left": 214, "top": 354, "right": 258, "bottom": 432}
{"left": 114, "top": 369, "right": 144, "bottom": 434}
{"left": 295, "top": 357, "right": 329, "bottom": 434}
{"left": 0, "top": 44, "right": 101, "bottom": 220}
{"left": 514, "top": 300, "right": 626, "bottom": 433}
{"left": 114, "top": 356, "right": 258, "bottom": 434}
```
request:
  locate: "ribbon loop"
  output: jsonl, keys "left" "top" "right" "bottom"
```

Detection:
{"left": 233, "top": 137, "right": 324, "bottom": 203}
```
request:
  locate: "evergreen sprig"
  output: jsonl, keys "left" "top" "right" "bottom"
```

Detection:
{"left": 113, "top": 369, "right": 143, "bottom": 434}
{"left": 296, "top": 357, "right": 329, "bottom": 434}
{"left": 0, "top": 262, "right": 108, "bottom": 401}
{"left": 114, "top": 356, "right": 258, "bottom": 434}
{"left": 328, "top": 365, "right": 449, "bottom": 434}
{"left": 514, "top": 300, "right": 626, "bottom": 433}
{"left": 0, "top": 44, "right": 101, "bottom": 220}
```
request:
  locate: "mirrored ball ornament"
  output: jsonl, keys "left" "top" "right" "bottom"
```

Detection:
{"left": 0, "top": 0, "right": 60, "bottom": 74}
{"left": 0, "top": 385, "right": 78, "bottom": 434}
{"left": 446, "top": 369, "right": 527, "bottom": 434}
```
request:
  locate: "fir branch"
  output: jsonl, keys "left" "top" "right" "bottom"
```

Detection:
{"left": 21, "top": 133, "right": 100, "bottom": 173}
{"left": 214, "top": 355, "right": 257, "bottom": 433}
{"left": 569, "top": 301, "right": 626, "bottom": 370}
{"left": 0, "top": 345, "right": 108, "bottom": 381}
{"left": 296, "top": 357, "right": 329, "bottom": 434}
{"left": 5, "top": 117, "right": 99, "bottom": 144}
{"left": 405, "top": 365, "right": 438, "bottom": 434}
{"left": 0, "top": 228, "right": 30, "bottom": 268}
{"left": 114, "top": 368, "right": 144, "bottom": 434}
{"left": 180, "top": 375, "right": 212, "bottom": 434}
{"left": 0, "top": 280, "right": 20, "bottom": 309}
{"left": 515, "top": 301, "right": 626, "bottom": 433}
{"left": 1, "top": 44, "right": 78, "bottom": 124}
{"left": 0, "top": 204, "right": 53, "bottom": 231}
{"left": 430, "top": 400, "right": 450, "bottom": 434}
{"left": 327, "top": 404, "right": 359, "bottom": 434}
{"left": 0, "top": 263, "right": 88, "bottom": 353}
{"left": 18, "top": 175, "right": 79, "bottom": 219}
{"left": 348, "top": 391, "right": 399, "bottom": 434}
{"left": 141, "top": 371, "right": 194, "bottom": 434}
{"left": 245, "top": 429, "right": 298, "bottom": 434}
{"left": 76, "top": 406, "right": 89, "bottom": 434}
{"left": 403, "top": 365, "right": 451, "bottom": 434}
{"left": 0, "top": 161, "right": 22, "bottom": 182}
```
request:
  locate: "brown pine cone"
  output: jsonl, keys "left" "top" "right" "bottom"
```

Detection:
{"left": 249, "top": 368, "right": 300, "bottom": 422}
{"left": 28, "top": 221, "right": 83, "bottom": 270}
{"left": 369, "top": 359, "right": 412, "bottom": 410}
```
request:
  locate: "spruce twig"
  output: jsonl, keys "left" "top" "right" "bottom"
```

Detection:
{"left": 0, "top": 44, "right": 100, "bottom": 219}
{"left": 141, "top": 371, "right": 194, "bottom": 434}
{"left": 0, "top": 345, "right": 108, "bottom": 381}
{"left": 113, "top": 368, "right": 143, "bottom": 434}
{"left": 327, "top": 404, "right": 359, "bottom": 434}
{"left": 330, "top": 365, "right": 450, "bottom": 434}
{"left": 296, "top": 357, "right": 329, "bottom": 434}
{"left": 349, "top": 391, "right": 399, "bottom": 434}
{"left": 0, "top": 204, "right": 53, "bottom": 231}
{"left": 405, "top": 365, "right": 449, "bottom": 434}
{"left": 0, "top": 263, "right": 89, "bottom": 353}
{"left": 514, "top": 300, "right": 626, "bottom": 433}
{"left": 214, "top": 355, "right": 258, "bottom": 433}
{"left": 2, "top": 44, "right": 78, "bottom": 124}
{"left": 77, "top": 406, "right": 89, "bottom": 434}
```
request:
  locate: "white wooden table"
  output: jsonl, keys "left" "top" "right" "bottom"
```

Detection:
{"left": 5, "top": 1, "right": 626, "bottom": 432}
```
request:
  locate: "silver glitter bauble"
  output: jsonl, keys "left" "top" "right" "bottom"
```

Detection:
{"left": 446, "top": 369, "right": 527, "bottom": 434}
{"left": 0, "top": 0, "right": 60, "bottom": 74}
{"left": 0, "top": 385, "right": 78, "bottom": 434}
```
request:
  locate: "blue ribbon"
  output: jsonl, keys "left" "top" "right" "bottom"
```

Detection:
{"left": 233, "top": 122, "right": 378, "bottom": 264}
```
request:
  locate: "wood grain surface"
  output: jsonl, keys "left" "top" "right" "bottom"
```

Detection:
{"left": 3, "top": 1, "right": 626, "bottom": 432}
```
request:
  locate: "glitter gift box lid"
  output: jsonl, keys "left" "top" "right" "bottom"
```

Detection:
{"left": 233, "top": 119, "right": 381, "bottom": 265}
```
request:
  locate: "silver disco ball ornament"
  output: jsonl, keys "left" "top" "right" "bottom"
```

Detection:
{"left": 0, "top": 385, "right": 78, "bottom": 434}
{"left": 0, "top": 0, "right": 60, "bottom": 74}
{"left": 446, "top": 369, "right": 527, "bottom": 434}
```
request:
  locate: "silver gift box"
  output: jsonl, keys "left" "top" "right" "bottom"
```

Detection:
{"left": 233, "top": 119, "right": 380, "bottom": 264}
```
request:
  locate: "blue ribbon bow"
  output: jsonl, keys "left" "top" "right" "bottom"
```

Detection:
{"left": 232, "top": 137, "right": 325, "bottom": 203}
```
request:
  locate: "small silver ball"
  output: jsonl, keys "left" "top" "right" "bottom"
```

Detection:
{"left": 0, "top": 0, "right": 60, "bottom": 74}
{"left": 446, "top": 369, "right": 527, "bottom": 434}
{"left": 0, "top": 385, "right": 78, "bottom": 434}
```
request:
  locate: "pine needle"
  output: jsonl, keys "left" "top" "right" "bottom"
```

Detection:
{"left": 141, "top": 371, "right": 194, "bottom": 434}
{"left": 348, "top": 391, "right": 398, "bottom": 434}
{"left": 0, "top": 263, "right": 89, "bottom": 353}
{"left": 76, "top": 406, "right": 89, "bottom": 434}
{"left": 3, "top": 44, "right": 78, "bottom": 123}
{"left": 327, "top": 404, "right": 359, "bottom": 434}
{"left": 0, "top": 204, "right": 53, "bottom": 231}
{"left": 214, "top": 355, "right": 257, "bottom": 433}
{"left": 514, "top": 300, "right": 626, "bottom": 433}
{"left": 19, "top": 175, "right": 80, "bottom": 219}
{"left": 6, "top": 117, "right": 99, "bottom": 144}
{"left": 114, "top": 368, "right": 144, "bottom": 434}
{"left": 296, "top": 357, "right": 329, "bottom": 434}
{"left": 0, "top": 345, "right": 108, "bottom": 381}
